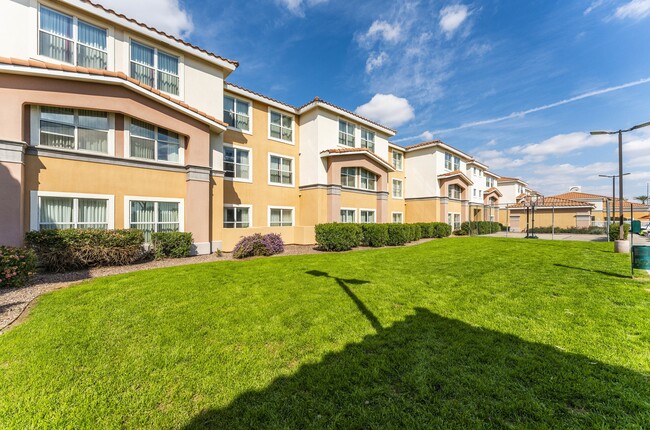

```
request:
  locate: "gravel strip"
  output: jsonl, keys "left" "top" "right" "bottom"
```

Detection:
{"left": 0, "top": 239, "right": 435, "bottom": 333}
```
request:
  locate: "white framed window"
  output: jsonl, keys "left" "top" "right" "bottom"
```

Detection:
{"left": 223, "top": 145, "right": 251, "bottom": 182}
{"left": 269, "top": 109, "right": 293, "bottom": 143}
{"left": 340, "top": 167, "right": 377, "bottom": 191}
{"left": 392, "top": 151, "right": 403, "bottom": 171}
{"left": 392, "top": 179, "right": 403, "bottom": 198}
{"left": 269, "top": 207, "right": 294, "bottom": 227}
{"left": 340, "top": 208, "right": 356, "bottom": 223}
{"left": 392, "top": 212, "right": 403, "bottom": 224}
{"left": 448, "top": 212, "right": 461, "bottom": 230}
{"left": 224, "top": 205, "right": 251, "bottom": 228}
{"left": 30, "top": 191, "right": 114, "bottom": 231}
{"left": 360, "top": 209, "right": 376, "bottom": 224}
{"left": 360, "top": 129, "right": 375, "bottom": 152}
{"left": 444, "top": 153, "right": 460, "bottom": 170}
{"left": 338, "top": 120, "right": 355, "bottom": 147}
{"left": 454, "top": 156, "right": 461, "bottom": 170}
{"left": 38, "top": 6, "right": 108, "bottom": 69}
{"left": 224, "top": 95, "right": 251, "bottom": 132}
{"left": 341, "top": 167, "right": 357, "bottom": 188}
{"left": 486, "top": 177, "right": 495, "bottom": 188}
{"left": 359, "top": 169, "right": 377, "bottom": 191}
{"left": 130, "top": 40, "right": 180, "bottom": 96}
{"left": 128, "top": 118, "right": 182, "bottom": 163}
{"left": 35, "top": 106, "right": 114, "bottom": 155}
{"left": 125, "top": 196, "right": 183, "bottom": 243}
{"left": 448, "top": 184, "right": 462, "bottom": 200}
{"left": 269, "top": 154, "right": 294, "bottom": 186}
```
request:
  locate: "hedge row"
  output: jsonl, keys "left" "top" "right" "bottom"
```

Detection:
{"left": 524, "top": 226, "right": 606, "bottom": 235}
{"left": 315, "top": 222, "right": 451, "bottom": 251}
{"left": 0, "top": 246, "right": 37, "bottom": 289}
{"left": 457, "top": 221, "right": 503, "bottom": 236}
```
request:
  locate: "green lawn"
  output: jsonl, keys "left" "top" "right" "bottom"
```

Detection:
{"left": 1, "top": 238, "right": 649, "bottom": 429}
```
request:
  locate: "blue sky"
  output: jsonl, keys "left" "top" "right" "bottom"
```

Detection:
{"left": 104, "top": 0, "right": 650, "bottom": 199}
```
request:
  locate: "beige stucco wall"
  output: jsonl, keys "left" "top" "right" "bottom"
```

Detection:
{"left": 405, "top": 199, "right": 441, "bottom": 223}
{"left": 508, "top": 208, "right": 592, "bottom": 230}
{"left": 0, "top": 161, "right": 25, "bottom": 246}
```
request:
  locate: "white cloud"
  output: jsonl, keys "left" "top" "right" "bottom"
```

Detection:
{"left": 510, "top": 132, "right": 615, "bottom": 157}
{"left": 439, "top": 4, "right": 470, "bottom": 37}
{"left": 355, "top": 94, "right": 415, "bottom": 128}
{"left": 363, "top": 20, "right": 402, "bottom": 43}
{"left": 365, "top": 52, "right": 389, "bottom": 73}
{"left": 419, "top": 131, "right": 435, "bottom": 140}
{"left": 277, "top": 0, "right": 329, "bottom": 17}
{"left": 584, "top": 0, "right": 607, "bottom": 15}
{"left": 99, "top": 0, "right": 193, "bottom": 38}
{"left": 614, "top": 0, "right": 650, "bottom": 19}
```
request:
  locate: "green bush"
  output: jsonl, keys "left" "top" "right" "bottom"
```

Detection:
{"left": 609, "top": 223, "right": 630, "bottom": 241}
{"left": 0, "top": 246, "right": 37, "bottom": 289}
{"left": 152, "top": 232, "right": 193, "bottom": 259}
{"left": 360, "top": 224, "right": 389, "bottom": 247}
{"left": 432, "top": 222, "right": 452, "bottom": 238}
{"left": 408, "top": 224, "right": 422, "bottom": 242}
{"left": 528, "top": 226, "right": 606, "bottom": 235}
{"left": 25, "top": 229, "right": 145, "bottom": 272}
{"left": 416, "top": 223, "right": 435, "bottom": 238}
{"left": 315, "top": 223, "right": 363, "bottom": 251}
{"left": 232, "top": 233, "right": 284, "bottom": 259}
{"left": 386, "top": 224, "right": 410, "bottom": 246}
{"left": 460, "top": 221, "right": 502, "bottom": 236}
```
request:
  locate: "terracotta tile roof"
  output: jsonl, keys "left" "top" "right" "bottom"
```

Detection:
{"left": 438, "top": 169, "right": 463, "bottom": 177}
{"left": 497, "top": 176, "right": 521, "bottom": 182}
{"left": 484, "top": 187, "right": 502, "bottom": 196}
{"left": 299, "top": 97, "right": 397, "bottom": 134}
{"left": 402, "top": 140, "right": 476, "bottom": 161}
{"left": 437, "top": 170, "right": 473, "bottom": 185}
{"left": 404, "top": 140, "right": 443, "bottom": 150}
{"left": 0, "top": 57, "right": 227, "bottom": 127}
{"left": 319, "top": 147, "right": 394, "bottom": 170}
{"left": 78, "top": 0, "right": 238, "bottom": 67}
{"left": 509, "top": 196, "right": 595, "bottom": 209}
{"left": 225, "top": 82, "right": 298, "bottom": 110}
{"left": 552, "top": 192, "right": 649, "bottom": 208}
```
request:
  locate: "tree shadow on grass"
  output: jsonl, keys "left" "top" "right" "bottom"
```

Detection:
{"left": 553, "top": 263, "right": 630, "bottom": 279}
{"left": 183, "top": 308, "right": 650, "bottom": 429}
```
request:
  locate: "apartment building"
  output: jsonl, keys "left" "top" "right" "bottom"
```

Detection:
{"left": 552, "top": 191, "right": 650, "bottom": 223}
{"left": 0, "top": 0, "right": 540, "bottom": 252}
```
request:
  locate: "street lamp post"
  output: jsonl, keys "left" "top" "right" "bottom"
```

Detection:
{"left": 599, "top": 173, "right": 630, "bottom": 226}
{"left": 591, "top": 121, "right": 650, "bottom": 242}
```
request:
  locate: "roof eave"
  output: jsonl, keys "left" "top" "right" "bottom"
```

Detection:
{"left": 320, "top": 150, "right": 396, "bottom": 172}
{"left": 299, "top": 102, "right": 396, "bottom": 136}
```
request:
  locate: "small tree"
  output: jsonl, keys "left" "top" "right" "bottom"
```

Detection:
{"left": 634, "top": 195, "right": 649, "bottom": 204}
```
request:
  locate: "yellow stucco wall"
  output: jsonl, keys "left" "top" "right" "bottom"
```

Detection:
{"left": 508, "top": 208, "right": 591, "bottom": 230}
{"left": 340, "top": 191, "right": 378, "bottom": 213}
{"left": 405, "top": 199, "right": 440, "bottom": 223}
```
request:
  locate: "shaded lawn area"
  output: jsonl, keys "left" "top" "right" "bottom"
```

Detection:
{"left": 1, "top": 237, "right": 649, "bottom": 429}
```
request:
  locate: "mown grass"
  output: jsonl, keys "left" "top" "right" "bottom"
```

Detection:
{"left": 0, "top": 238, "right": 649, "bottom": 429}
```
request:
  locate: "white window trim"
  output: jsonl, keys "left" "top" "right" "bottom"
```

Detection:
{"left": 124, "top": 116, "right": 185, "bottom": 166}
{"left": 224, "top": 93, "right": 253, "bottom": 135}
{"left": 31, "top": 106, "right": 116, "bottom": 156}
{"left": 36, "top": 5, "right": 115, "bottom": 71}
{"left": 128, "top": 37, "right": 184, "bottom": 99}
{"left": 392, "top": 178, "right": 404, "bottom": 199}
{"left": 267, "top": 107, "right": 295, "bottom": 145}
{"left": 340, "top": 207, "right": 357, "bottom": 223}
{"left": 391, "top": 211, "right": 404, "bottom": 224}
{"left": 267, "top": 206, "right": 295, "bottom": 227}
{"left": 268, "top": 152, "right": 295, "bottom": 188}
{"left": 123, "top": 195, "right": 184, "bottom": 234}
{"left": 30, "top": 190, "right": 115, "bottom": 231}
{"left": 224, "top": 204, "right": 253, "bottom": 228}
{"left": 341, "top": 167, "right": 377, "bottom": 192}
{"left": 337, "top": 117, "right": 356, "bottom": 148}
{"left": 448, "top": 212, "right": 461, "bottom": 230}
{"left": 223, "top": 143, "right": 253, "bottom": 183}
{"left": 360, "top": 128, "right": 375, "bottom": 151}
{"left": 359, "top": 208, "right": 377, "bottom": 224}
{"left": 392, "top": 151, "right": 404, "bottom": 171}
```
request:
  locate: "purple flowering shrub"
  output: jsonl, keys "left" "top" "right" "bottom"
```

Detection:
{"left": 232, "top": 233, "right": 284, "bottom": 259}
{"left": 0, "top": 246, "right": 37, "bottom": 289}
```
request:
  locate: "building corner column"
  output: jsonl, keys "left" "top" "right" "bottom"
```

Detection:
{"left": 377, "top": 191, "right": 389, "bottom": 223}
{"left": 326, "top": 185, "right": 341, "bottom": 223}
{"left": 461, "top": 200, "right": 469, "bottom": 222}
{"left": 185, "top": 165, "right": 212, "bottom": 255}
{"left": 0, "top": 140, "right": 26, "bottom": 247}
{"left": 439, "top": 197, "right": 449, "bottom": 223}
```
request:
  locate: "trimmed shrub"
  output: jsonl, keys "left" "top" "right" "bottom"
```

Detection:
{"left": 232, "top": 233, "right": 285, "bottom": 259}
{"left": 387, "top": 224, "right": 410, "bottom": 246}
{"left": 460, "top": 221, "right": 502, "bottom": 236}
{"left": 152, "top": 232, "right": 193, "bottom": 259}
{"left": 527, "top": 226, "right": 606, "bottom": 235}
{"left": 432, "top": 222, "right": 452, "bottom": 238}
{"left": 416, "top": 223, "right": 435, "bottom": 238}
{"left": 408, "top": 224, "right": 422, "bottom": 242}
{"left": 361, "top": 224, "right": 389, "bottom": 247}
{"left": 315, "top": 223, "right": 362, "bottom": 251}
{"left": 609, "top": 223, "right": 630, "bottom": 241}
{"left": 0, "top": 246, "right": 37, "bottom": 289}
{"left": 25, "top": 229, "right": 145, "bottom": 272}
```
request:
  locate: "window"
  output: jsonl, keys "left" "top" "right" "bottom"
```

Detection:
{"left": 360, "top": 129, "right": 375, "bottom": 152}
{"left": 360, "top": 210, "right": 376, "bottom": 223}
{"left": 39, "top": 6, "right": 108, "bottom": 69}
{"left": 448, "top": 213, "right": 461, "bottom": 230}
{"left": 341, "top": 167, "right": 357, "bottom": 188}
{"left": 341, "top": 168, "right": 377, "bottom": 191}
{"left": 360, "top": 169, "right": 377, "bottom": 191}
{"left": 129, "top": 119, "right": 181, "bottom": 163}
{"left": 269, "top": 111, "right": 293, "bottom": 142}
{"left": 392, "top": 212, "right": 403, "bottom": 224}
{"left": 224, "top": 96, "right": 250, "bottom": 132}
{"left": 224, "top": 206, "right": 250, "bottom": 228}
{"left": 130, "top": 200, "right": 180, "bottom": 242}
{"left": 448, "top": 184, "right": 461, "bottom": 199}
{"left": 392, "top": 151, "right": 403, "bottom": 170}
{"left": 392, "top": 179, "right": 403, "bottom": 198}
{"left": 39, "top": 107, "right": 110, "bottom": 154}
{"left": 339, "top": 120, "right": 355, "bottom": 147}
{"left": 224, "top": 146, "right": 251, "bottom": 180}
{"left": 269, "top": 208, "right": 293, "bottom": 226}
{"left": 340, "top": 209, "right": 356, "bottom": 223}
{"left": 269, "top": 155, "right": 293, "bottom": 186}
{"left": 445, "top": 153, "right": 459, "bottom": 170}
{"left": 130, "top": 41, "right": 179, "bottom": 95}
{"left": 454, "top": 157, "right": 461, "bottom": 170}
{"left": 38, "top": 196, "right": 108, "bottom": 230}
{"left": 486, "top": 177, "right": 495, "bottom": 188}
